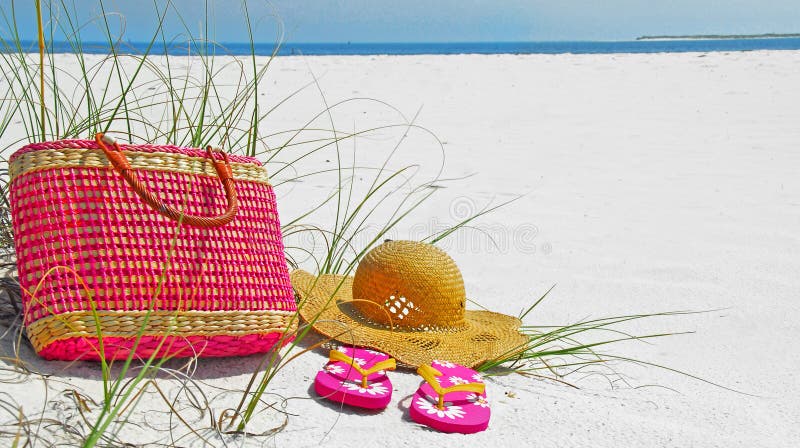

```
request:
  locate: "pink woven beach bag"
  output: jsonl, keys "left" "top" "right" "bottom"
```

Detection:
{"left": 8, "top": 133, "right": 297, "bottom": 361}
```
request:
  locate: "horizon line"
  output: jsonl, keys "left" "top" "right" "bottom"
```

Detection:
{"left": 10, "top": 34, "right": 800, "bottom": 47}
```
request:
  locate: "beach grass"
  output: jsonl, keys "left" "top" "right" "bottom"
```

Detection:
{"left": 0, "top": 1, "right": 722, "bottom": 446}
{"left": 0, "top": 0, "right": 473, "bottom": 444}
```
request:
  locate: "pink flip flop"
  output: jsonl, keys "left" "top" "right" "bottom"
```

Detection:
{"left": 409, "top": 360, "right": 490, "bottom": 434}
{"left": 314, "top": 346, "right": 397, "bottom": 409}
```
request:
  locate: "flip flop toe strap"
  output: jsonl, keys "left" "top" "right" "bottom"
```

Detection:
{"left": 329, "top": 350, "right": 397, "bottom": 388}
{"left": 417, "top": 364, "right": 485, "bottom": 410}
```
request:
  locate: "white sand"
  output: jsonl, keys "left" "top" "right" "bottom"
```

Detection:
{"left": 1, "top": 50, "right": 799, "bottom": 446}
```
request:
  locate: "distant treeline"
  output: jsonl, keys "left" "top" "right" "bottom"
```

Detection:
{"left": 637, "top": 33, "right": 800, "bottom": 41}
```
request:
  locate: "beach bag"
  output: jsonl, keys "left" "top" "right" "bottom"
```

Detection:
{"left": 8, "top": 134, "right": 297, "bottom": 361}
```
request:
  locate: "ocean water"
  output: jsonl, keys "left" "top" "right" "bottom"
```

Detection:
{"left": 15, "top": 38, "right": 800, "bottom": 56}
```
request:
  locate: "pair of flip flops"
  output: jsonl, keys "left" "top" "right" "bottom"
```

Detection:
{"left": 314, "top": 346, "right": 490, "bottom": 434}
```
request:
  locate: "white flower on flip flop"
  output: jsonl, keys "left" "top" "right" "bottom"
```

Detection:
{"left": 472, "top": 373, "right": 484, "bottom": 382}
{"left": 365, "top": 349, "right": 384, "bottom": 356}
{"left": 341, "top": 381, "right": 389, "bottom": 396}
{"left": 352, "top": 357, "right": 367, "bottom": 366}
{"left": 448, "top": 376, "right": 469, "bottom": 385}
{"left": 336, "top": 346, "right": 348, "bottom": 354}
{"left": 466, "top": 393, "right": 490, "bottom": 408}
{"left": 323, "top": 364, "right": 345, "bottom": 375}
{"left": 432, "top": 360, "right": 455, "bottom": 369}
{"left": 415, "top": 396, "right": 465, "bottom": 420}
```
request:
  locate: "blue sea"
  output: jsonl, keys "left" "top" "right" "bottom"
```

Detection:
{"left": 15, "top": 38, "right": 800, "bottom": 56}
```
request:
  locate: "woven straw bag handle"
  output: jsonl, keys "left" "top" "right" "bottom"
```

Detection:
{"left": 95, "top": 133, "right": 238, "bottom": 228}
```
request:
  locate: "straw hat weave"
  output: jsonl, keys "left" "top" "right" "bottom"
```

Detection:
{"left": 292, "top": 240, "right": 528, "bottom": 368}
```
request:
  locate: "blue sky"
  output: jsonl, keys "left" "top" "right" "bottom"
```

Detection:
{"left": 5, "top": 0, "right": 800, "bottom": 42}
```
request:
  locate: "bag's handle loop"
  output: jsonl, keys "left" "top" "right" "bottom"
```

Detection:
{"left": 95, "top": 133, "right": 238, "bottom": 228}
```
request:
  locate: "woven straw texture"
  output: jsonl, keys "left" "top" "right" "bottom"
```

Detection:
{"left": 292, "top": 240, "right": 528, "bottom": 368}
{"left": 9, "top": 139, "right": 296, "bottom": 360}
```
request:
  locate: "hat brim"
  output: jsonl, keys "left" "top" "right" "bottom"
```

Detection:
{"left": 291, "top": 269, "right": 529, "bottom": 368}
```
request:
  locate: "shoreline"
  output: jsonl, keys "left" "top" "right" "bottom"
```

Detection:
{"left": 6, "top": 37, "right": 800, "bottom": 57}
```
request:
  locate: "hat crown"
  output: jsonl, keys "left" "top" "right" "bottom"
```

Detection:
{"left": 352, "top": 240, "right": 467, "bottom": 330}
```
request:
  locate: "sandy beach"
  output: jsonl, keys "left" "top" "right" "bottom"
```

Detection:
{"left": 1, "top": 50, "right": 799, "bottom": 446}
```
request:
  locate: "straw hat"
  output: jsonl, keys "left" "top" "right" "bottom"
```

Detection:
{"left": 291, "top": 240, "right": 528, "bottom": 368}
